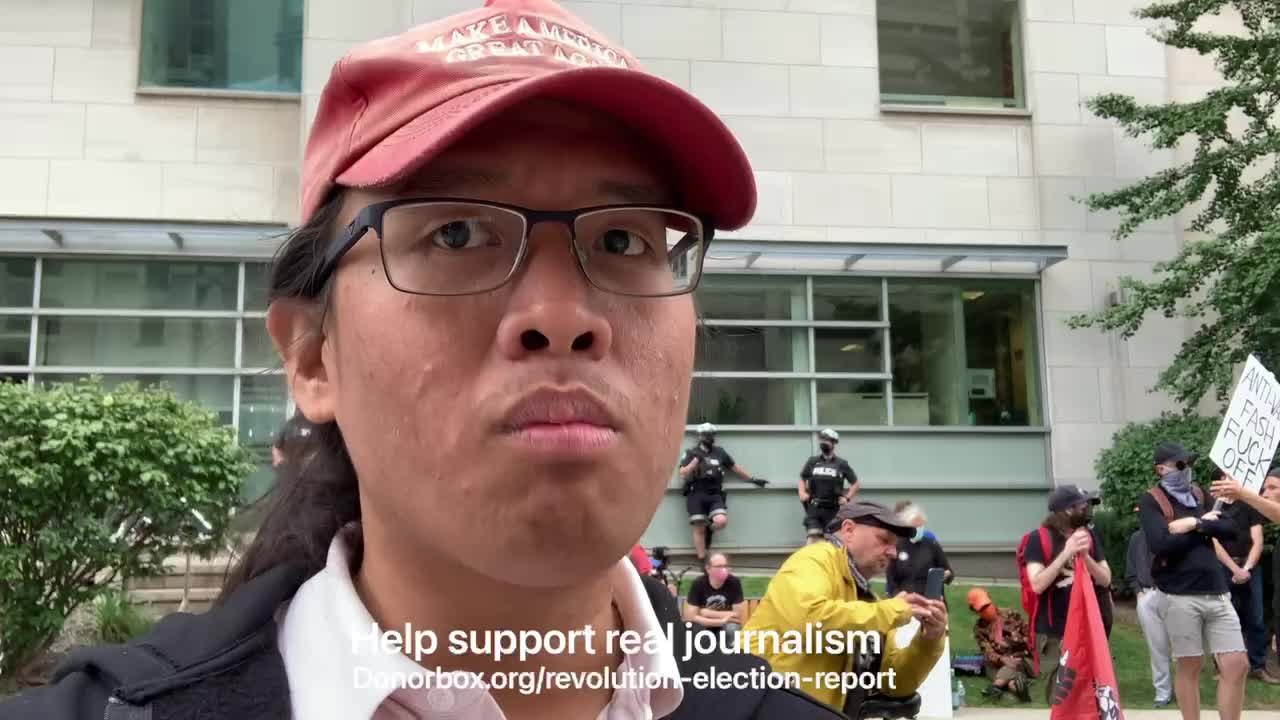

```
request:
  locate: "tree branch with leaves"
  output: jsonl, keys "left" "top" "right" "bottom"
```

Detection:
{"left": 1068, "top": 0, "right": 1280, "bottom": 411}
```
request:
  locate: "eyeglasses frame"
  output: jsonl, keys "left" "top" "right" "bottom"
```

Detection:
{"left": 305, "top": 197, "right": 716, "bottom": 299}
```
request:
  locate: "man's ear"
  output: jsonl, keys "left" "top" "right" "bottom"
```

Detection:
{"left": 267, "top": 297, "right": 336, "bottom": 424}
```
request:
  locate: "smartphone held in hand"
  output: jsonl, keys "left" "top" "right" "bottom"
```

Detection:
{"left": 924, "top": 567, "right": 946, "bottom": 600}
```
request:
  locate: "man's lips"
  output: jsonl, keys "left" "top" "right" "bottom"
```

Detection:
{"left": 498, "top": 388, "right": 620, "bottom": 454}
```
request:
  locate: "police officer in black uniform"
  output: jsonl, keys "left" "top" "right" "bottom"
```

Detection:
{"left": 679, "top": 423, "right": 766, "bottom": 562}
{"left": 798, "top": 428, "right": 859, "bottom": 544}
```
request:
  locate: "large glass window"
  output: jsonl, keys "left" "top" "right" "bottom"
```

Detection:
{"left": 238, "top": 374, "right": 289, "bottom": 503}
{"left": 689, "top": 378, "right": 812, "bottom": 426}
{"left": 696, "top": 327, "right": 808, "bottom": 373}
{"left": 244, "top": 263, "right": 272, "bottom": 311}
{"left": 689, "top": 273, "right": 1042, "bottom": 428}
{"left": 813, "top": 279, "right": 881, "bottom": 322}
{"left": 8, "top": 254, "right": 288, "bottom": 514}
{"left": 140, "top": 0, "right": 304, "bottom": 94}
{"left": 1, "top": 259, "right": 35, "bottom": 307}
{"left": 241, "top": 319, "right": 278, "bottom": 368}
{"left": 38, "top": 317, "right": 237, "bottom": 367}
{"left": 817, "top": 380, "right": 889, "bottom": 426}
{"left": 877, "top": 0, "right": 1025, "bottom": 109}
{"left": 889, "top": 279, "right": 1040, "bottom": 426}
{"left": 696, "top": 276, "right": 807, "bottom": 321}
{"left": 0, "top": 316, "right": 30, "bottom": 366}
{"left": 814, "top": 329, "right": 884, "bottom": 373}
{"left": 42, "top": 259, "right": 239, "bottom": 311}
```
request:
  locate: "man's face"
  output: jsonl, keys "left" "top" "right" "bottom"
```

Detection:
{"left": 978, "top": 604, "right": 998, "bottom": 624}
{"left": 839, "top": 521, "right": 900, "bottom": 577}
{"left": 1264, "top": 476, "right": 1280, "bottom": 499}
{"left": 281, "top": 100, "right": 696, "bottom": 587}
{"left": 1068, "top": 500, "right": 1093, "bottom": 526}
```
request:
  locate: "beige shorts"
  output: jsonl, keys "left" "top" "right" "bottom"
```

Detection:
{"left": 1164, "top": 592, "right": 1246, "bottom": 658}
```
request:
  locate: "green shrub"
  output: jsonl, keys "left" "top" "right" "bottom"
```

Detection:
{"left": 1091, "top": 507, "right": 1136, "bottom": 597}
{"left": 0, "top": 377, "right": 253, "bottom": 679}
{"left": 94, "top": 590, "right": 154, "bottom": 644}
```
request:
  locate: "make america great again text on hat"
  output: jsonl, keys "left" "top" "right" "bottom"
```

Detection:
{"left": 415, "top": 13, "right": 630, "bottom": 69}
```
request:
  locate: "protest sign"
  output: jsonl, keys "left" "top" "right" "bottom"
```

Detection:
{"left": 1209, "top": 355, "right": 1280, "bottom": 493}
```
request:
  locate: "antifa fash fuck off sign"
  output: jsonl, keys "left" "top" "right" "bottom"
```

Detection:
{"left": 1210, "top": 355, "right": 1280, "bottom": 493}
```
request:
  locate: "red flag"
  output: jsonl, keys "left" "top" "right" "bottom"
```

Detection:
{"left": 1049, "top": 556, "right": 1124, "bottom": 720}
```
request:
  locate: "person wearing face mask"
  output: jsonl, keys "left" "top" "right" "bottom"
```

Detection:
{"left": 967, "top": 588, "right": 1032, "bottom": 703}
{"left": 885, "top": 504, "right": 952, "bottom": 603}
{"left": 798, "top": 429, "right": 859, "bottom": 545}
{"left": 682, "top": 553, "right": 746, "bottom": 636}
{"left": 1140, "top": 442, "right": 1248, "bottom": 720}
{"left": 1020, "top": 484, "right": 1111, "bottom": 703}
{"left": 1207, "top": 468, "right": 1279, "bottom": 685}
{"left": 679, "top": 423, "right": 766, "bottom": 562}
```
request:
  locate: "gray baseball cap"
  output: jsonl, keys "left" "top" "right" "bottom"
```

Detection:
{"left": 831, "top": 501, "right": 915, "bottom": 538}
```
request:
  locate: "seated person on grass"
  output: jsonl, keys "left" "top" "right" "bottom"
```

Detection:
{"left": 968, "top": 588, "right": 1032, "bottom": 703}
{"left": 683, "top": 552, "right": 747, "bottom": 635}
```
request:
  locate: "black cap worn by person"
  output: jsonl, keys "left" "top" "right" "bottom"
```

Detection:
{"left": 1047, "top": 484, "right": 1101, "bottom": 513}
{"left": 1154, "top": 441, "right": 1197, "bottom": 466}
{"left": 831, "top": 501, "right": 915, "bottom": 538}
{"left": 1268, "top": 464, "right": 1280, "bottom": 478}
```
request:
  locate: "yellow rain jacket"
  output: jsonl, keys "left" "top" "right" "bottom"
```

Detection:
{"left": 742, "top": 541, "right": 945, "bottom": 709}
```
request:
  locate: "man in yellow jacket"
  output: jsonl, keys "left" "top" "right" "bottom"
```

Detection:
{"left": 744, "top": 501, "right": 948, "bottom": 715}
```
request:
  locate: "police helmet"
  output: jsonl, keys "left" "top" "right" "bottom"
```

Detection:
{"left": 818, "top": 428, "right": 839, "bottom": 442}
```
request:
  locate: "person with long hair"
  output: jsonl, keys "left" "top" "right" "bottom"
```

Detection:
{"left": 0, "top": 1, "right": 843, "bottom": 718}
{"left": 1020, "top": 485, "right": 1112, "bottom": 703}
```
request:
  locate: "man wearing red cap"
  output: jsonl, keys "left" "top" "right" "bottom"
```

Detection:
{"left": 0, "top": 2, "right": 838, "bottom": 719}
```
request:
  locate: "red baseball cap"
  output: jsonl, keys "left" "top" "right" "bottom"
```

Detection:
{"left": 301, "top": 0, "right": 756, "bottom": 230}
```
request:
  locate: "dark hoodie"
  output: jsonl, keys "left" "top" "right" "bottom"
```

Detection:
{"left": 0, "top": 566, "right": 846, "bottom": 720}
{"left": 1139, "top": 484, "right": 1239, "bottom": 595}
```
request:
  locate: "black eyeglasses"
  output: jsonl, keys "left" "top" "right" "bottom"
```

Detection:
{"left": 305, "top": 198, "right": 713, "bottom": 298}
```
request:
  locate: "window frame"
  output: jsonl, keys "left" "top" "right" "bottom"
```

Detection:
{"left": 874, "top": 0, "right": 1028, "bottom": 111}
{"left": 136, "top": 0, "right": 305, "bottom": 99}
{"left": 0, "top": 257, "right": 291, "bottom": 489}
{"left": 689, "top": 272, "right": 1047, "bottom": 432}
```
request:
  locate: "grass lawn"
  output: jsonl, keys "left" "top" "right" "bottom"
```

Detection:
{"left": 680, "top": 574, "right": 1280, "bottom": 710}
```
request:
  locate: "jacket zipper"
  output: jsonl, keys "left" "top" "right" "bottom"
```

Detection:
{"left": 105, "top": 694, "right": 148, "bottom": 720}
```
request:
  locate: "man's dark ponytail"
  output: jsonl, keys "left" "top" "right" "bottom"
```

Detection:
{"left": 218, "top": 196, "right": 364, "bottom": 601}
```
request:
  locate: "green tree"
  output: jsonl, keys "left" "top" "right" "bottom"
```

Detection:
{"left": 0, "top": 378, "right": 252, "bottom": 679}
{"left": 1068, "top": 0, "right": 1280, "bottom": 410}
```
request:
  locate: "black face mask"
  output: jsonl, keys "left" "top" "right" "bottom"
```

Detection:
{"left": 699, "top": 436, "right": 714, "bottom": 449}
{"left": 1069, "top": 508, "right": 1092, "bottom": 528}
{"left": 820, "top": 443, "right": 834, "bottom": 455}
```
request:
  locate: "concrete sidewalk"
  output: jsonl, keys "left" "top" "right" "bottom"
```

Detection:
{"left": 949, "top": 710, "right": 1280, "bottom": 719}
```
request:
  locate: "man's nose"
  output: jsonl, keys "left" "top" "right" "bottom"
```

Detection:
{"left": 495, "top": 227, "right": 613, "bottom": 362}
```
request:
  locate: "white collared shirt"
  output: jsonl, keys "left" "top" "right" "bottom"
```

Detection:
{"left": 278, "top": 535, "right": 684, "bottom": 719}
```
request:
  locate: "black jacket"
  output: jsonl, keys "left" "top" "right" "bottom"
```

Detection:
{"left": 1138, "top": 485, "right": 1239, "bottom": 596}
{"left": 0, "top": 565, "right": 846, "bottom": 720}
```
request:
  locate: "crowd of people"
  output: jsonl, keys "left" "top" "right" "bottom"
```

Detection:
{"left": 661, "top": 429, "right": 1280, "bottom": 720}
